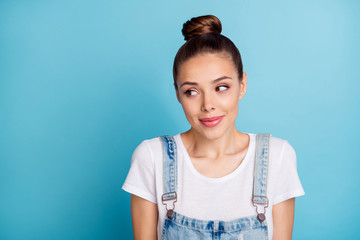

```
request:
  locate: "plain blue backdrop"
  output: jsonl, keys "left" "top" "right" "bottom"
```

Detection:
{"left": 1, "top": 0, "right": 359, "bottom": 239}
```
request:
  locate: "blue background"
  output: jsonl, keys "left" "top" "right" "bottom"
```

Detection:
{"left": 1, "top": 0, "right": 359, "bottom": 239}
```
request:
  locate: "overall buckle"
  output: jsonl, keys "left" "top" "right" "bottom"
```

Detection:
{"left": 162, "top": 191, "right": 177, "bottom": 218}
{"left": 252, "top": 195, "right": 268, "bottom": 222}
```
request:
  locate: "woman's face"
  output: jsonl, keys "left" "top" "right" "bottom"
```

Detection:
{"left": 175, "top": 53, "right": 247, "bottom": 140}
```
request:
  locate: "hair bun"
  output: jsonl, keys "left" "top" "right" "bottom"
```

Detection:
{"left": 182, "top": 15, "right": 222, "bottom": 41}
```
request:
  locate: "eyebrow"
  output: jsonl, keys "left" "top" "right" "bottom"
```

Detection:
{"left": 180, "top": 76, "right": 232, "bottom": 88}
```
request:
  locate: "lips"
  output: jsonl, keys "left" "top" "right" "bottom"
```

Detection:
{"left": 199, "top": 116, "right": 224, "bottom": 127}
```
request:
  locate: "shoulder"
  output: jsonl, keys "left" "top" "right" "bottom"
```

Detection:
{"left": 132, "top": 136, "right": 162, "bottom": 158}
{"left": 269, "top": 135, "right": 294, "bottom": 151}
{"left": 266, "top": 134, "right": 297, "bottom": 165}
{"left": 250, "top": 133, "right": 293, "bottom": 153}
{"left": 266, "top": 134, "right": 298, "bottom": 169}
{"left": 132, "top": 134, "right": 180, "bottom": 163}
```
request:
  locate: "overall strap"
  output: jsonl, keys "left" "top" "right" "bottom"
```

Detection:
{"left": 160, "top": 135, "right": 178, "bottom": 218}
{"left": 252, "top": 133, "right": 271, "bottom": 222}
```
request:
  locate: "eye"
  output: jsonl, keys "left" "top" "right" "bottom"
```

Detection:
{"left": 216, "top": 85, "right": 229, "bottom": 92}
{"left": 184, "top": 89, "right": 198, "bottom": 96}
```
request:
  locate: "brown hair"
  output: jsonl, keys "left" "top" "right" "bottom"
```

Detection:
{"left": 173, "top": 15, "right": 243, "bottom": 89}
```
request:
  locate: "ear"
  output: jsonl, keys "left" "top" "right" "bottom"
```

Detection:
{"left": 174, "top": 83, "right": 181, "bottom": 103}
{"left": 238, "top": 72, "right": 247, "bottom": 101}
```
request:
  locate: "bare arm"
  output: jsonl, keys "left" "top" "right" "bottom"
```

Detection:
{"left": 272, "top": 198, "right": 295, "bottom": 240}
{"left": 131, "top": 194, "right": 158, "bottom": 240}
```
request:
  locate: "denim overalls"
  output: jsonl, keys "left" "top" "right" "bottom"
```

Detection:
{"left": 159, "top": 134, "right": 271, "bottom": 240}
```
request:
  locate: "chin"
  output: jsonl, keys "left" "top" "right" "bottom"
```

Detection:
{"left": 197, "top": 128, "right": 226, "bottom": 140}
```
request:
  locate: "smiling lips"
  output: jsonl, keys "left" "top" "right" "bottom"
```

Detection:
{"left": 199, "top": 116, "right": 224, "bottom": 127}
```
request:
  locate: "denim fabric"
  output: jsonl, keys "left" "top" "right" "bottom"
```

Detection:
{"left": 160, "top": 134, "right": 270, "bottom": 240}
{"left": 253, "top": 134, "right": 270, "bottom": 205}
{"left": 162, "top": 212, "right": 268, "bottom": 240}
{"left": 160, "top": 135, "right": 178, "bottom": 201}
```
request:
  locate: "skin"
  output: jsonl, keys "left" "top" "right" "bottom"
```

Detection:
{"left": 131, "top": 195, "right": 158, "bottom": 240}
{"left": 131, "top": 53, "right": 295, "bottom": 240}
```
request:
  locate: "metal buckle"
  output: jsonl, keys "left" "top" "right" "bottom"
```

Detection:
{"left": 162, "top": 191, "right": 177, "bottom": 202}
{"left": 252, "top": 195, "right": 268, "bottom": 207}
{"left": 162, "top": 192, "right": 177, "bottom": 218}
{"left": 252, "top": 195, "right": 268, "bottom": 222}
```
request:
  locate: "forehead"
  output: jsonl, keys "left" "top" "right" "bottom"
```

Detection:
{"left": 177, "top": 53, "right": 237, "bottom": 82}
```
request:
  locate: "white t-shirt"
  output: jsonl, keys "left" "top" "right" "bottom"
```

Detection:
{"left": 122, "top": 133, "right": 305, "bottom": 240}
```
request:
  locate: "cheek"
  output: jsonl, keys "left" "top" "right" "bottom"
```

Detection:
{"left": 180, "top": 100, "right": 198, "bottom": 118}
{"left": 218, "top": 94, "right": 239, "bottom": 109}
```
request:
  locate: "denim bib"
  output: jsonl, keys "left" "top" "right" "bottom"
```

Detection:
{"left": 160, "top": 134, "right": 270, "bottom": 240}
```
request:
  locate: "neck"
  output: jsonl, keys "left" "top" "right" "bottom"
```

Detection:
{"left": 181, "top": 126, "right": 247, "bottom": 160}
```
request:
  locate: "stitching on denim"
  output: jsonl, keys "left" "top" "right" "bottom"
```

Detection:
{"left": 161, "top": 135, "right": 178, "bottom": 197}
{"left": 166, "top": 218, "right": 212, "bottom": 232}
{"left": 253, "top": 133, "right": 270, "bottom": 204}
{"left": 161, "top": 218, "right": 169, "bottom": 239}
{"left": 167, "top": 216, "right": 267, "bottom": 233}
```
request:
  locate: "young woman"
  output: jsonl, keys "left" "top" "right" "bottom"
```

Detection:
{"left": 122, "top": 15, "right": 304, "bottom": 240}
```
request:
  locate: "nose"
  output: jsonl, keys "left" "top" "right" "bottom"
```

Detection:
{"left": 201, "top": 93, "right": 215, "bottom": 112}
